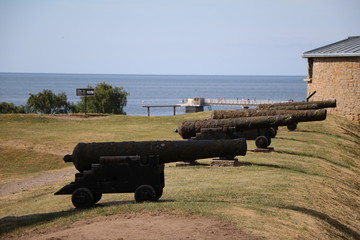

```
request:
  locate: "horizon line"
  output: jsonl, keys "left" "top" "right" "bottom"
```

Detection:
{"left": 0, "top": 71, "right": 306, "bottom": 77}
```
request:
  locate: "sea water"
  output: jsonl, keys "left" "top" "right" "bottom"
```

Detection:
{"left": 0, "top": 73, "right": 306, "bottom": 116}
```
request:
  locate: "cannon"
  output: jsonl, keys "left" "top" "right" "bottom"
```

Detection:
{"left": 55, "top": 139, "right": 247, "bottom": 208}
{"left": 211, "top": 109, "right": 327, "bottom": 131}
{"left": 257, "top": 99, "right": 336, "bottom": 110}
{"left": 176, "top": 115, "right": 295, "bottom": 148}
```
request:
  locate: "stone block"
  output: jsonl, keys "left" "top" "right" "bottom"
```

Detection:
{"left": 253, "top": 147, "right": 274, "bottom": 153}
{"left": 175, "top": 161, "right": 199, "bottom": 167}
{"left": 210, "top": 159, "right": 240, "bottom": 167}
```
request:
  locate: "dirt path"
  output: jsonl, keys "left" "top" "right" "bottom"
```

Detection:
{"left": 0, "top": 168, "right": 76, "bottom": 196}
{"left": 41, "top": 114, "right": 109, "bottom": 121}
{"left": 3, "top": 212, "right": 261, "bottom": 240}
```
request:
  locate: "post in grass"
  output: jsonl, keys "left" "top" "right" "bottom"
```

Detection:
{"left": 76, "top": 88, "right": 95, "bottom": 115}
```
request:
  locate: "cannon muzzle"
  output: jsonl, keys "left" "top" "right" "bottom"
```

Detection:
{"left": 63, "top": 154, "right": 74, "bottom": 163}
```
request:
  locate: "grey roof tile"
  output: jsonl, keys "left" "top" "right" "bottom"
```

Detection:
{"left": 303, "top": 36, "right": 360, "bottom": 58}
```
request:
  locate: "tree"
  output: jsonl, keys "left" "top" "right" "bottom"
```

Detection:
{"left": 79, "top": 82, "right": 129, "bottom": 114}
{"left": 26, "top": 89, "right": 70, "bottom": 114}
{"left": 0, "top": 102, "right": 25, "bottom": 113}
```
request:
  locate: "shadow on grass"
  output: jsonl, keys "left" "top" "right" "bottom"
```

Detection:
{"left": 282, "top": 206, "right": 360, "bottom": 239}
{"left": 278, "top": 150, "right": 350, "bottom": 169}
{"left": 239, "top": 162, "right": 320, "bottom": 176}
{"left": 340, "top": 127, "right": 360, "bottom": 140}
{"left": 0, "top": 209, "right": 77, "bottom": 236}
{"left": 294, "top": 130, "right": 319, "bottom": 133}
{"left": 0, "top": 199, "right": 176, "bottom": 236}
{"left": 99, "top": 199, "right": 176, "bottom": 207}
{"left": 276, "top": 137, "right": 306, "bottom": 142}
{"left": 295, "top": 129, "right": 358, "bottom": 143}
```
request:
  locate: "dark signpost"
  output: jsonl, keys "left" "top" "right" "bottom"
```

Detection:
{"left": 76, "top": 88, "right": 95, "bottom": 115}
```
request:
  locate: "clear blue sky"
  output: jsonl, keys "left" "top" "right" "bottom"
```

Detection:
{"left": 0, "top": 0, "right": 359, "bottom": 75}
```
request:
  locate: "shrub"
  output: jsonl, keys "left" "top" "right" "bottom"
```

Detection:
{"left": 78, "top": 82, "right": 129, "bottom": 114}
{"left": 26, "top": 90, "right": 70, "bottom": 114}
{"left": 0, "top": 102, "right": 26, "bottom": 113}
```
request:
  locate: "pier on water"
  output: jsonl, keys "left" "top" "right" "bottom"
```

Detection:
{"left": 178, "top": 97, "right": 284, "bottom": 113}
{"left": 143, "top": 97, "right": 285, "bottom": 116}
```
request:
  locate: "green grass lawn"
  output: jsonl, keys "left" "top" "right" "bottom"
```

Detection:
{"left": 0, "top": 113, "right": 359, "bottom": 239}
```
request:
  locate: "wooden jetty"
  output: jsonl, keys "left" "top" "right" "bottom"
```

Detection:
{"left": 143, "top": 97, "right": 285, "bottom": 116}
{"left": 178, "top": 97, "right": 284, "bottom": 113}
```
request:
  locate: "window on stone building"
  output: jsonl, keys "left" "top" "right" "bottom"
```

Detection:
{"left": 308, "top": 58, "right": 313, "bottom": 79}
{"left": 304, "top": 58, "right": 313, "bottom": 83}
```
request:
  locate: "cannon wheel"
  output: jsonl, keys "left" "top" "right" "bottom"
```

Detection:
{"left": 255, "top": 136, "right": 269, "bottom": 148}
{"left": 287, "top": 123, "right": 297, "bottom": 131}
{"left": 135, "top": 185, "right": 156, "bottom": 203}
{"left": 72, "top": 188, "right": 94, "bottom": 209}
{"left": 93, "top": 192, "right": 102, "bottom": 204}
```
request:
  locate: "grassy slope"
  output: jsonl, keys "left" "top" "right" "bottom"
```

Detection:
{"left": 0, "top": 113, "right": 359, "bottom": 239}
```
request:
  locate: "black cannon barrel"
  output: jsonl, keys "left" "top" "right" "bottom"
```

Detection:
{"left": 211, "top": 109, "right": 327, "bottom": 122}
{"left": 257, "top": 99, "right": 336, "bottom": 110}
{"left": 177, "top": 115, "right": 294, "bottom": 139}
{"left": 65, "top": 139, "right": 247, "bottom": 172}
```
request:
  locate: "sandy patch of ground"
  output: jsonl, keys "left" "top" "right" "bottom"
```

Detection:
{"left": 2, "top": 212, "right": 261, "bottom": 240}
{"left": 41, "top": 114, "right": 109, "bottom": 121}
{"left": 0, "top": 168, "right": 76, "bottom": 196}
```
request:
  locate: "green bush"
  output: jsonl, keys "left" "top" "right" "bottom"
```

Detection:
{"left": 1, "top": 82, "right": 128, "bottom": 115}
{"left": 0, "top": 102, "right": 25, "bottom": 113}
{"left": 26, "top": 90, "right": 70, "bottom": 114}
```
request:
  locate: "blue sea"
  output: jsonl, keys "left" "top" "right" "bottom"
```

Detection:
{"left": 0, "top": 73, "right": 306, "bottom": 116}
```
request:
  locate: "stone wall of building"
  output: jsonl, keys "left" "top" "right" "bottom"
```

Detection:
{"left": 306, "top": 57, "right": 360, "bottom": 124}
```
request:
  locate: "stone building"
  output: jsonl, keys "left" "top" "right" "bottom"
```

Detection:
{"left": 303, "top": 36, "right": 360, "bottom": 123}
